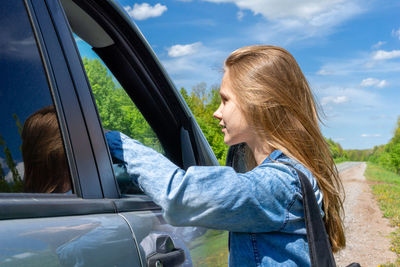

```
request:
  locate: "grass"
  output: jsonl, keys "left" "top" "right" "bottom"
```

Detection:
{"left": 365, "top": 162, "right": 400, "bottom": 266}
{"left": 334, "top": 157, "right": 349, "bottom": 164}
{"left": 189, "top": 230, "right": 229, "bottom": 267}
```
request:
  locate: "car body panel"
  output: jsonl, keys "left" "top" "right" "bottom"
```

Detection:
{"left": 0, "top": 214, "right": 141, "bottom": 266}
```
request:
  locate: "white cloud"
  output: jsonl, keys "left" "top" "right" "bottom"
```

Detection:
{"left": 372, "top": 50, "right": 400, "bottom": 60}
{"left": 315, "top": 85, "right": 382, "bottom": 112}
{"left": 360, "top": 78, "right": 387, "bottom": 88}
{"left": 249, "top": 1, "right": 363, "bottom": 44}
{"left": 392, "top": 28, "right": 400, "bottom": 40}
{"left": 0, "top": 157, "right": 6, "bottom": 176}
{"left": 361, "top": 134, "right": 381, "bottom": 138}
{"left": 167, "top": 42, "right": 202, "bottom": 58}
{"left": 321, "top": 95, "right": 349, "bottom": 105}
{"left": 203, "top": 0, "right": 363, "bottom": 44}
{"left": 5, "top": 162, "right": 24, "bottom": 182}
{"left": 372, "top": 41, "right": 385, "bottom": 49}
{"left": 317, "top": 69, "right": 332, "bottom": 75}
{"left": 237, "top": 10, "right": 245, "bottom": 21}
{"left": 315, "top": 83, "right": 390, "bottom": 149}
{"left": 12, "top": 252, "right": 35, "bottom": 259}
{"left": 124, "top": 3, "right": 167, "bottom": 20}
{"left": 203, "top": 0, "right": 355, "bottom": 20}
{"left": 160, "top": 44, "right": 227, "bottom": 89}
{"left": 315, "top": 51, "right": 400, "bottom": 77}
{"left": 377, "top": 80, "right": 387, "bottom": 88}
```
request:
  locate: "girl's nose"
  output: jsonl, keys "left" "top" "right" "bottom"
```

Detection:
{"left": 213, "top": 104, "right": 223, "bottom": 120}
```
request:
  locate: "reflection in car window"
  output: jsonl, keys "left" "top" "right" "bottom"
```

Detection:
{"left": 73, "top": 38, "right": 164, "bottom": 194}
{"left": 0, "top": 0, "right": 72, "bottom": 193}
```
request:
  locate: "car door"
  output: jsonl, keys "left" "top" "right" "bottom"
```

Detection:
{"left": 0, "top": 0, "right": 142, "bottom": 266}
{"left": 56, "top": 0, "right": 228, "bottom": 266}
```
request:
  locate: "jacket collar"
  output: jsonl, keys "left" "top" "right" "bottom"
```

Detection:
{"left": 261, "top": 150, "right": 283, "bottom": 164}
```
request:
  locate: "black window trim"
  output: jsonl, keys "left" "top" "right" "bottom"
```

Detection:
{"left": 43, "top": 0, "right": 119, "bottom": 199}
{"left": 23, "top": 0, "right": 82, "bottom": 197}
{"left": 0, "top": 193, "right": 160, "bottom": 220}
{"left": 72, "top": 0, "right": 219, "bottom": 168}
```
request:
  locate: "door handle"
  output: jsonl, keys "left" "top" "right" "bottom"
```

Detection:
{"left": 147, "top": 235, "right": 185, "bottom": 267}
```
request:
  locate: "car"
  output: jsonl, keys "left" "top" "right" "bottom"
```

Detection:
{"left": 0, "top": 0, "right": 226, "bottom": 266}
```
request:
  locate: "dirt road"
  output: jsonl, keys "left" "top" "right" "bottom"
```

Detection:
{"left": 334, "top": 162, "right": 397, "bottom": 266}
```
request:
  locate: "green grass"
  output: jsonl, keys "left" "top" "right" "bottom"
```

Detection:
{"left": 334, "top": 157, "right": 349, "bottom": 164}
{"left": 189, "top": 230, "right": 229, "bottom": 267}
{"left": 365, "top": 162, "right": 400, "bottom": 266}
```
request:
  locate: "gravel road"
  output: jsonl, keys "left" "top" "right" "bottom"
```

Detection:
{"left": 334, "top": 162, "right": 397, "bottom": 267}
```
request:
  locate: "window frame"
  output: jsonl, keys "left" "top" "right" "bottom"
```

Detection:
{"left": 0, "top": 0, "right": 112, "bottom": 220}
{"left": 64, "top": 0, "right": 220, "bottom": 198}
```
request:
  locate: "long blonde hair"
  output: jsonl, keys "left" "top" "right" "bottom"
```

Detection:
{"left": 225, "top": 45, "right": 345, "bottom": 252}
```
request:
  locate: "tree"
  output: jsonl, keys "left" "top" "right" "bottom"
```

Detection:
{"left": 0, "top": 134, "right": 22, "bottom": 192}
{"left": 325, "top": 138, "right": 348, "bottom": 162}
{"left": 180, "top": 85, "right": 228, "bottom": 165}
{"left": 83, "top": 57, "right": 162, "bottom": 152}
{"left": 368, "top": 116, "right": 400, "bottom": 174}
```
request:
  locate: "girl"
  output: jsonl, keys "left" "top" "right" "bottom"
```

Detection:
{"left": 106, "top": 45, "right": 345, "bottom": 266}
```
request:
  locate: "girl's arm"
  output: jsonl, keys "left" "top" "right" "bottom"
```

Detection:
{"left": 106, "top": 131, "right": 301, "bottom": 233}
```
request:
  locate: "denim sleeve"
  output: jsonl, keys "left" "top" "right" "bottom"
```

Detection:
{"left": 106, "top": 131, "right": 299, "bottom": 233}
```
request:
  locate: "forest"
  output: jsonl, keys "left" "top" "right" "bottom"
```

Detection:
{"left": 325, "top": 116, "right": 400, "bottom": 174}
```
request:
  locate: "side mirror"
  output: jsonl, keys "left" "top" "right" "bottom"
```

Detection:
{"left": 225, "top": 143, "right": 247, "bottom": 173}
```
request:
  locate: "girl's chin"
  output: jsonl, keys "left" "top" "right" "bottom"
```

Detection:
{"left": 223, "top": 138, "right": 231, "bottom": 146}
{"left": 224, "top": 137, "right": 238, "bottom": 146}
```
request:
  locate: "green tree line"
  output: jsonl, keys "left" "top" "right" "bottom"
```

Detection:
{"left": 325, "top": 116, "right": 400, "bottom": 174}
{"left": 180, "top": 83, "right": 228, "bottom": 165}
{"left": 325, "top": 138, "right": 376, "bottom": 163}
{"left": 368, "top": 117, "right": 400, "bottom": 174}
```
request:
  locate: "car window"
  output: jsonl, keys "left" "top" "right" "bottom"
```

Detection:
{"left": 0, "top": 0, "right": 72, "bottom": 194}
{"left": 74, "top": 38, "right": 164, "bottom": 194}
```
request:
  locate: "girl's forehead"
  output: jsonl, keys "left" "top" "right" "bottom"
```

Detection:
{"left": 221, "top": 72, "right": 233, "bottom": 91}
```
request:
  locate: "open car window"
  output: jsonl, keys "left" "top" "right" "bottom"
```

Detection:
{"left": 74, "top": 37, "right": 165, "bottom": 195}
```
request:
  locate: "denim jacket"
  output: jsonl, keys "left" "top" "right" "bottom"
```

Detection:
{"left": 106, "top": 131, "right": 324, "bottom": 266}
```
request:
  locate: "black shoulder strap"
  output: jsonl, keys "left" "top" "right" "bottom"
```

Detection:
{"left": 291, "top": 167, "right": 336, "bottom": 267}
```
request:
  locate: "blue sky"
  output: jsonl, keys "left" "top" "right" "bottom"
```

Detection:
{"left": 112, "top": 0, "right": 400, "bottom": 150}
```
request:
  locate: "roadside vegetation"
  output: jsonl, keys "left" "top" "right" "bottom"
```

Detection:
{"left": 190, "top": 230, "right": 229, "bottom": 267}
{"left": 331, "top": 116, "right": 400, "bottom": 174}
{"left": 365, "top": 163, "right": 400, "bottom": 266}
